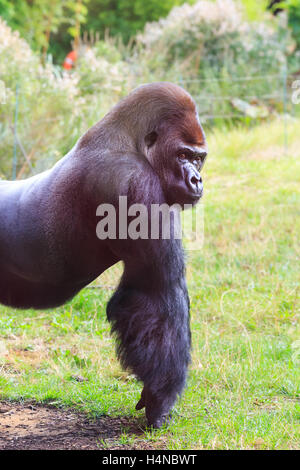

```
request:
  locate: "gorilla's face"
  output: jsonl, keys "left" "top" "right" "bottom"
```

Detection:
{"left": 172, "top": 145, "right": 206, "bottom": 205}
{"left": 145, "top": 111, "right": 207, "bottom": 207}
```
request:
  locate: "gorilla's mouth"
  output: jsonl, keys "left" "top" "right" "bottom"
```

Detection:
{"left": 190, "top": 190, "right": 203, "bottom": 200}
{"left": 188, "top": 190, "right": 203, "bottom": 206}
{"left": 166, "top": 181, "right": 202, "bottom": 207}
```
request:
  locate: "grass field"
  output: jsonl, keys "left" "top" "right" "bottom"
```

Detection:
{"left": 0, "top": 118, "right": 299, "bottom": 450}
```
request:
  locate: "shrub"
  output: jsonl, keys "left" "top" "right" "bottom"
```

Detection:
{"left": 135, "top": 0, "right": 291, "bottom": 124}
{"left": 0, "top": 18, "right": 80, "bottom": 177}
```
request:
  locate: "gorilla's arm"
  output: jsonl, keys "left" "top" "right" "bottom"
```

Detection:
{"left": 105, "top": 179, "right": 191, "bottom": 428}
{"left": 107, "top": 241, "right": 190, "bottom": 428}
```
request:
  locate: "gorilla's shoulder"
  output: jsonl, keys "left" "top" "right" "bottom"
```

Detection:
{"left": 117, "top": 153, "right": 164, "bottom": 205}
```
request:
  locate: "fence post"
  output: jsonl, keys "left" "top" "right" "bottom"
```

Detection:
{"left": 279, "top": 12, "right": 288, "bottom": 155}
{"left": 12, "top": 83, "right": 19, "bottom": 180}
{"left": 282, "top": 56, "right": 288, "bottom": 155}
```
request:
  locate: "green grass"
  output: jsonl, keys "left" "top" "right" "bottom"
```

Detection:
{"left": 0, "top": 118, "right": 299, "bottom": 449}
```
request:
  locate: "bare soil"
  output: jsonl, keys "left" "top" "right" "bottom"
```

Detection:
{"left": 0, "top": 401, "right": 155, "bottom": 450}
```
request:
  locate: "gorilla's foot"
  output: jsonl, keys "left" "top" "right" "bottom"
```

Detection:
{"left": 136, "top": 386, "right": 175, "bottom": 429}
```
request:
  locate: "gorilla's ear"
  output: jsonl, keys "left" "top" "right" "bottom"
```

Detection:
{"left": 145, "top": 131, "right": 158, "bottom": 148}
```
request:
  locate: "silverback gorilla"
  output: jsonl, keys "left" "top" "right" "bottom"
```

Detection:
{"left": 0, "top": 82, "right": 207, "bottom": 428}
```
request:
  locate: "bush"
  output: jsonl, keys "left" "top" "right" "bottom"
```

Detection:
{"left": 0, "top": 18, "right": 80, "bottom": 177}
{"left": 134, "top": 0, "right": 290, "bottom": 123}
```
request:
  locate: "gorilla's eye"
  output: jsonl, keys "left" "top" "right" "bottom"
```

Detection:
{"left": 193, "top": 155, "right": 202, "bottom": 163}
{"left": 179, "top": 153, "right": 186, "bottom": 160}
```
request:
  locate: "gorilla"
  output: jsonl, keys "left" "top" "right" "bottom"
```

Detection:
{"left": 0, "top": 82, "right": 207, "bottom": 428}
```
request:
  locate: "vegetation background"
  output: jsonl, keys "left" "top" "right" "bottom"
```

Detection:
{"left": 0, "top": 0, "right": 299, "bottom": 450}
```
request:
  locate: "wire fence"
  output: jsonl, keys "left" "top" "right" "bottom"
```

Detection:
{"left": 1, "top": 71, "right": 299, "bottom": 181}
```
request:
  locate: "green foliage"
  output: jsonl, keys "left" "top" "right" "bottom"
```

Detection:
{"left": 0, "top": 18, "right": 81, "bottom": 177}
{"left": 133, "top": 0, "right": 292, "bottom": 125}
{"left": 1, "top": 1, "right": 194, "bottom": 60}
{"left": 0, "top": 0, "right": 14, "bottom": 22}
{"left": 84, "top": 0, "right": 193, "bottom": 43}
{"left": 3, "top": 0, "right": 68, "bottom": 53}
{"left": 75, "top": 39, "right": 130, "bottom": 97}
{"left": 2, "top": 0, "right": 299, "bottom": 64}
{"left": 240, "top": 0, "right": 269, "bottom": 21}
{"left": 66, "top": 0, "right": 89, "bottom": 40}
{"left": 0, "top": 0, "right": 90, "bottom": 57}
{"left": 137, "top": 1, "right": 286, "bottom": 75}
{"left": 271, "top": 0, "right": 300, "bottom": 47}
{"left": 287, "top": 2, "right": 300, "bottom": 47}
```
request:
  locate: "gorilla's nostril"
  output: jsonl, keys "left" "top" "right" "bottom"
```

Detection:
{"left": 191, "top": 175, "right": 201, "bottom": 186}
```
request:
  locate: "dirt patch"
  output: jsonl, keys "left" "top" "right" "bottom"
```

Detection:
{"left": 0, "top": 402, "right": 155, "bottom": 450}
